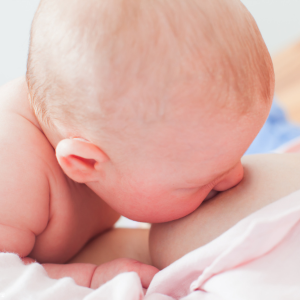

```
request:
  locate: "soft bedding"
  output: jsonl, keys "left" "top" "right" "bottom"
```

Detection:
{"left": 2, "top": 188, "right": 300, "bottom": 299}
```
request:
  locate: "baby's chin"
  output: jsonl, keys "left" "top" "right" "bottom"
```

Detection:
{"left": 120, "top": 200, "right": 207, "bottom": 224}
{"left": 120, "top": 209, "right": 184, "bottom": 224}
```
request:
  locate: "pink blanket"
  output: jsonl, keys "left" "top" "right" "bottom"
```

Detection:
{"left": 2, "top": 189, "right": 300, "bottom": 299}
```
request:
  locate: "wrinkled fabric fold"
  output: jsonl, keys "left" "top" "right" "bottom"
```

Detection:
{"left": 146, "top": 189, "right": 300, "bottom": 299}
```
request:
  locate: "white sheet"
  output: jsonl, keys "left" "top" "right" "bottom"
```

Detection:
{"left": 0, "top": 255, "right": 143, "bottom": 299}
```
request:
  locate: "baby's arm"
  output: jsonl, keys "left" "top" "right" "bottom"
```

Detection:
{"left": 0, "top": 130, "right": 158, "bottom": 288}
{"left": 0, "top": 115, "right": 50, "bottom": 257}
{"left": 149, "top": 154, "right": 300, "bottom": 269}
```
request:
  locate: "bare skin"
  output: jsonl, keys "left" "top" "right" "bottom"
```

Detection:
{"left": 69, "top": 228, "right": 152, "bottom": 266}
{"left": 6, "top": 0, "right": 273, "bottom": 289}
{"left": 0, "top": 77, "right": 158, "bottom": 288}
{"left": 149, "top": 153, "right": 300, "bottom": 270}
{"left": 0, "top": 75, "right": 269, "bottom": 288}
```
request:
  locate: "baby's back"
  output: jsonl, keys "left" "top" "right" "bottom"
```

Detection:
{"left": 0, "top": 78, "right": 119, "bottom": 263}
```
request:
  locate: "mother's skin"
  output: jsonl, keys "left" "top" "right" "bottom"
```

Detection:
{"left": 149, "top": 153, "right": 300, "bottom": 269}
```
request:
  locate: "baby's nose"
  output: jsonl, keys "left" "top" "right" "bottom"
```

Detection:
{"left": 204, "top": 189, "right": 219, "bottom": 201}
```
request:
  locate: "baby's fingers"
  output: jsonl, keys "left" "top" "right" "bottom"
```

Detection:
{"left": 91, "top": 258, "right": 158, "bottom": 289}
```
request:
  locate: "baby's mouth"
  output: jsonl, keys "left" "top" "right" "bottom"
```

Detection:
{"left": 204, "top": 189, "right": 219, "bottom": 201}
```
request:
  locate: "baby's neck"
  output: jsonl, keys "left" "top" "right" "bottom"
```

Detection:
{"left": 0, "top": 77, "right": 63, "bottom": 151}
{"left": 39, "top": 122, "right": 65, "bottom": 150}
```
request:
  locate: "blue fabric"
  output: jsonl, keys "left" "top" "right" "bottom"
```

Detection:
{"left": 245, "top": 98, "right": 300, "bottom": 155}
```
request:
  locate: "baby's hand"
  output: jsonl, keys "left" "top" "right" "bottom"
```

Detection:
{"left": 39, "top": 258, "right": 158, "bottom": 289}
{"left": 90, "top": 258, "right": 158, "bottom": 289}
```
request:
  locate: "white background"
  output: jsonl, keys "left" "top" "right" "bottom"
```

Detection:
{"left": 1, "top": 0, "right": 300, "bottom": 86}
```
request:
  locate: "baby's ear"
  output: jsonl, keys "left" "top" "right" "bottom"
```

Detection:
{"left": 56, "top": 138, "right": 109, "bottom": 183}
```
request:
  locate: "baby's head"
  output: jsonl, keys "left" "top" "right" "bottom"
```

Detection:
{"left": 27, "top": 0, "right": 274, "bottom": 222}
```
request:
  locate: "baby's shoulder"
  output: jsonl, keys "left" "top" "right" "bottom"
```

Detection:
{"left": 0, "top": 78, "right": 64, "bottom": 234}
{"left": 0, "top": 77, "right": 60, "bottom": 180}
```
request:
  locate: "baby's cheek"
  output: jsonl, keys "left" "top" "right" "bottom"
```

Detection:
{"left": 112, "top": 185, "right": 208, "bottom": 223}
{"left": 151, "top": 190, "right": 209, "bottom": 222}
{"left": 148, "top": 201, "right": 198, "bottom": 223}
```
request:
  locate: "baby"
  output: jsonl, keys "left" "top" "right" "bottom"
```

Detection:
{"left": 0, "top": 0, "right": 274, "bottom": 289}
